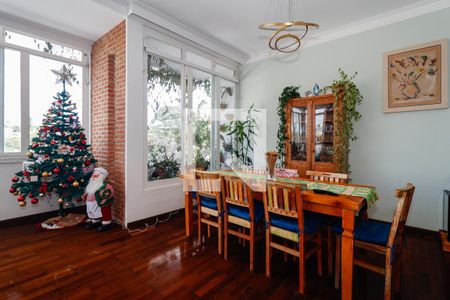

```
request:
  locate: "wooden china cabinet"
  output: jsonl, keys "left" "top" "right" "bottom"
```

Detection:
{"left": 285, "top": 92, "right": 343, "bottom": 177}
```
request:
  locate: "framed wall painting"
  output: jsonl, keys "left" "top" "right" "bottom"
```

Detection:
{"left": 383, "top": 39, "right": 448, "bottom": 113}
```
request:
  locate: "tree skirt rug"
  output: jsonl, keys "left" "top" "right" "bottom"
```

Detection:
{"left": 40, "top": 213, "right": 86, "bottom": 230}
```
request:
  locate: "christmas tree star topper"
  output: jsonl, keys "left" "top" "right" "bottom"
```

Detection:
{"left": 51, "top": 64, "right": 76, "bottom": 86}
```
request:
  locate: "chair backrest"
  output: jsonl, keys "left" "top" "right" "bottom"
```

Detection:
{"left": 221, "top": 174, "right": 255, "bottom": 218}
{"left": 263, "top": 180, "right": 306, "bottom": 232}
{"left": 194, "top": 170, "right": 221, "bottom": 208}
{"left": 387, "top": 183, "right": 415, "bottom": 248}
{"left": 306, "top": 171, "right": 349, "bottom": 184}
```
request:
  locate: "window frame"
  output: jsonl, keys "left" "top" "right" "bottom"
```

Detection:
{"left": 0, "top": 27, "right": 90, "bottom": 161}
{"left": 143, "top": 29, "right": 239, "bottom": 188}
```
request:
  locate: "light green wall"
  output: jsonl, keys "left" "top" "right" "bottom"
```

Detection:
{"left": 239, "top": 8, "right": 450, "bottom": 230}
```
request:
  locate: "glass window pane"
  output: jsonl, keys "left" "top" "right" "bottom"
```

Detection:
{"left": 190, "top": 68, "right": 212, "bottom": 169}
{"left": 314, "top": 104, "right": 334, "bottom": 162}
{"left": 147, "top": 55, "right": 182, "bottom": 181}
{"left": 215, "top": 64, "right": 235, "bottom": 78}
{"left": 291, "top": 107, "right": 307, "bottom": 161}
{"left": 186, "top": 51, "right": 211, "bottom": 70}
{"left": 3, "top": 49, "right": 21, "bottom": 152}
{"left": 5, "top": 30, "right": 83, "bottom": 62}
{"left": 218, "top": 78, "right": 236, "bottom": 168}
{"left": 29, "top": 55, "right": 83, "bottom": 142}
{"left": 146, "top": 38, "right": 181, "bottom": 59}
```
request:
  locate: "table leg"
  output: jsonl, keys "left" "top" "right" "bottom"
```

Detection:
{"left": 184, "top": 192, "right": 193, "bottom": 237}
{"left": 341, "top": 208, "right": 355, "bottom": 300}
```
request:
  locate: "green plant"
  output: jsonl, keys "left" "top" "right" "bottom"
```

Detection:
{"left": 331, "top": 69, "right": 363, "bottom": 174}
{"left": 276, "top": 86, "right": 300, "bottom": 166}
{"left": 222, "top": 104, "right": 259, "bottom": 166}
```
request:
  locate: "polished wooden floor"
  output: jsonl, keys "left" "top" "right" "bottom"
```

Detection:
{"left": 0, "top": 213, "right": 448, "bottom": 300}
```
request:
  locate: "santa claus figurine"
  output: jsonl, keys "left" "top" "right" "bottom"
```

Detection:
{"left": 83, "top": 167, "right": 114, "bottom": 231}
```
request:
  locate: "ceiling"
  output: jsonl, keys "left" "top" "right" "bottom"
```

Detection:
{"left": 0, "top": 0, "right": 123, "bottom": 42}
{"left": 138, "top": 0, "right": 443, "bottom": 57}
{"left": 0, "top": 0, "right": 445, "bottom": 61}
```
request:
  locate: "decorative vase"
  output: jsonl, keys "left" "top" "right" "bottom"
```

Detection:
{"left": 401, "top": 83, "right": 420, "bottom": 99}
{"left": 265, "top": 151, "right": 278, "bottom": 179}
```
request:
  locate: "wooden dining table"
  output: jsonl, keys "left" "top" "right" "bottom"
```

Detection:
{"left": 181, "top": 171, "right": 376, "bottom": 300}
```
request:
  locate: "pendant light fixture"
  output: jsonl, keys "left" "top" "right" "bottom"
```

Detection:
{"left": 258, "top": 0, "right": 319, "bottom": 53}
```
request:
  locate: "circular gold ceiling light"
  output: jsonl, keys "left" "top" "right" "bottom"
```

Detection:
{"left": 258, "top": 1, "right": 319, "bottom": 53}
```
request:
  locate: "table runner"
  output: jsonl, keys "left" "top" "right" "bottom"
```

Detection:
{"left": 219, "top": 171, "right": 378, "bottom": 207}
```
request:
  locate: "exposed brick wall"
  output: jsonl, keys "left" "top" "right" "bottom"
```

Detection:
{"left": 91, "top": 21, "right": 126, "bottom": 225}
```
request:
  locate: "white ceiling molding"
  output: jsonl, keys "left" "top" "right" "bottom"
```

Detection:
{"left": 0, "top": 10, "right": 92, "bottom": 52}
{"left": 247, "top": 0, "right": 450, "bottom": 64}
{"left": 93, "top": 0, "right": 249, "bottom": 64}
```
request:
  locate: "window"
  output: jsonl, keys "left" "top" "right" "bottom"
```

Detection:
{"left": 147, "top": 55, "right": 182, "bottom": 181}
{"left": 1, "top": 49, "right": 21, "bottom": 152}
{"left": 0, "top": 28, "right": 87, "bottom": 155}
{"left": 145, "top": 36, "right": 238, "bottom": 182}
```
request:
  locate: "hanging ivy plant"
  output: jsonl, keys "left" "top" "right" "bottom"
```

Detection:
{"left": 276, "top": 86, "right": 300, "bottom": 165}
{"left": 331, "top": 69, "right": 363, "bottom": 174}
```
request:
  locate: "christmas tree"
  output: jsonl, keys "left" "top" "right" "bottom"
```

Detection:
{"left": 9, "top": 65, "right": 96, "bottom": 216}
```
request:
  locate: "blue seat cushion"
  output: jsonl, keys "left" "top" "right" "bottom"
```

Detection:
{"left": 228, "top": 201, "right": 264, "bottom": 222}
{"left": 191, "top": 192, "right": 197, "bottom": 199}
{"left": 199, "top": 195, "right": 218, "bottom": 210}
{"left": 270, "top": 211, "right": 327, "bottom": 234}
{"left": 332, "top": 220, "right": 392, "bottom": 246}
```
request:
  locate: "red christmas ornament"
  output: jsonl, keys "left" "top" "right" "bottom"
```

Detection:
{"left": 31, "top": 198, "right": 39, "bottom": 204}
{"left": 53, "top": 167, "right": 61, "bottom": 174}
{"left": 67, "top": 176, "right": 74, "bottom": 182}
{"left": 17, "top": 195, "right": 25, "bottom": 202}
{"left": 70, "top": 147, "right": 74, "bottom": 152}
{"left": 84, "top": 160, "right": 91, "bottom": 166}
{"left": 28, "top": 193, "right": 34, "bottom": 198}
{"left": 11, "top": 176, "right": 19, "bottom": 182}
{"left": 9, "top": 187, "right": 15, "bottom": 193}
{"left": 51, "top": 140, "right": 56, "bottom": 145}
{"left": 32, "top": 143, "right": 38, "bottom": 149}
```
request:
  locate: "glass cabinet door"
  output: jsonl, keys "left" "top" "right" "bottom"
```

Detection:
{"left": 314, "top": 104, "right": 334, "bottom": 162}
{"left": 291, "top": 107, "right": 308, "bottom": 161}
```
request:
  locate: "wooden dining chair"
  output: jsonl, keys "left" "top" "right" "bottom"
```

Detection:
{"left": 306, "top": 170, "right": 350, "bottom": 276}
{"left": 221, "top": 174, "right": 264, "bottom": 271}
{"left": 195, "top": 170, "right": 223, "bottom": 255}
{"left": 263, "top": 180, "right": 326, "bottom": 294}
{"left": 334, "top": 183, "right": 415, "bottom": 300}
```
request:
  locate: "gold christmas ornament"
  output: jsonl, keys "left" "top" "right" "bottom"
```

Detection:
{"left": 27, "top": 151, "right": 34, "bottom": 158}
{"left": 72, "top": 181, "right": 80, "bottom": 188}
{"left": 57, "top": 198, "right": 64, "bottom": 204}
{"left": 18, "top": 201, "right": 26, "bottom": 207}
{"left": 39, "top": 193, "right": 44, "bottom": 197}
{"left": 42, "top": 171, "right": 49, "bottom": 177}
{"left": 57, "top": 158, "right": 64, "bottom": 164}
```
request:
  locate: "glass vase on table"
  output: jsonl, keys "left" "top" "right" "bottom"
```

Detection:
{"left": 265, "top": 151, "right": 278, "bottom": 179}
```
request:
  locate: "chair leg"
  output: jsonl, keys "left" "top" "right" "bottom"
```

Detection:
{"left": 316, "top": 232, "right": 323, "bottom": 276}
{"left": 218, "top": 217, "right": 223, "bottom": 255}
{"left": 198, "top": 212, "right": 202, "bottom": 246}
{"left": 385, "top": 249, "right": 392, "bottom": 300}
{"left": 393, "top": 238, "right": 404, "bottom": 292}
{"left": 299, "top": 235, "right": 305, "bottom": 295}
{"left": 224, "top": 215, "right": 228, "bottom": 260}
{"left": 250, "top": 224, "right": 255, "bottom": 272}
{"left": 265, "top": 228, "right": 271, "bottom": 277}
{"left": 334, "top": 235, "right": 341, "bottom": 289}
{"left": 327, "top": 226, "right": 333, "bottom": 276}
{"left": 284, "top": 240, "right": 288, "bottom": 262}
